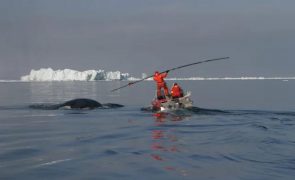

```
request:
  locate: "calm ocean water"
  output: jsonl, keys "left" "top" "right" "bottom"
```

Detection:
{"left": 0, "top": 80, "right": 294, "bottom": 179}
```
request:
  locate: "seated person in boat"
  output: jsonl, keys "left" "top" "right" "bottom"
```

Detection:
{"left": 170, "top": 83, "right": 184, "bottom": 99}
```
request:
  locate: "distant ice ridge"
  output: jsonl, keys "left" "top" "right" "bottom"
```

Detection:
{"left": 141, "top": 77, "right": 295, "bottom": 81}
{"left": 166, "top": 77, "right": 295, "bottom": 80}
{"left": 19, "top": 68, "right": 295, "bottom": 81}
{"left": 21, "top": 68, "right": 130, "bottom": 81}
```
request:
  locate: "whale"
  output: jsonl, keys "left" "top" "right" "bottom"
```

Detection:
{"left": 61, "top": 98, "right": 102, "bottom": 109}
{"left": 29, "top": 98, "right": 124, "bottom": 110}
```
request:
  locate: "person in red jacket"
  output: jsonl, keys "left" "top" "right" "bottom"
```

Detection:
{"left": 153, "top": 70, "right": 170, "bottom": 99}
{"left": 170, "top": 82, "right": 184, "bottom": 99}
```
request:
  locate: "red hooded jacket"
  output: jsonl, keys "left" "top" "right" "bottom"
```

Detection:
{"left": 171, "top": 84, "right": 183, "bottom": 98}
{"left": 153, "top": 72, "right": 168, "bottom": 84}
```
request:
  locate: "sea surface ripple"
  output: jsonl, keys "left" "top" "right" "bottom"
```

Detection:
{"left": 0, "top": 81, "right": 294, "bottom": 179}
{"left": 0, "top": 106, "right": 294, "bottom": 179}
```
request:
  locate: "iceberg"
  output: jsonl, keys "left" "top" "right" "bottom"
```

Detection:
{"left": 105, "top": 71, "right": 130, "bottom": 81}
{"left": 20, "top": 68, "right": 295, "bottom": 82}
{"left": 21, "top": 68, "right": 131, "bottom": 81}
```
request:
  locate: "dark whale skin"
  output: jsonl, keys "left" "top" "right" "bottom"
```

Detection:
{"left": 29, "top": 99, "right": 124, "bottom": 110}
{"left": 61, "top": 99, "right": 102, "bottom": 109}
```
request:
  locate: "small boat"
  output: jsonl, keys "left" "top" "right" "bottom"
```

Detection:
{"left": 151, "top": 92, "right": 193, "bottom": 112}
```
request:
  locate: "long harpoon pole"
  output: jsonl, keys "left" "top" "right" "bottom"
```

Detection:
{"left": 110, "top": 57, "right": 230, "bottom": 92}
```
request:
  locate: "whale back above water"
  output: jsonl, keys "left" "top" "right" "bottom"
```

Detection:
{"left": 29, "top": 98, "right": 124, "bottom": 110}
{"left": 102, "top": 103, "right": 124, "bottom": 108}
{"left": 61, "top": 98, "right": 102, "bottom": 109}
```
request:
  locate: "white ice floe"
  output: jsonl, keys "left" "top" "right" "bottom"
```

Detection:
{"left": 165, "top": 77, "right": 295, "bottom": 81}
{"left": 20, "top": 68, "right": 130, "bottom": 81}
{"left": 0, "top": 80, "right": 23, "bottom": 82}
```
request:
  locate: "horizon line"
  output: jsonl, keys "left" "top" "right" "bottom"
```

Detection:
{"left": 0, "top": 76, "right": 295, "bottom": 82}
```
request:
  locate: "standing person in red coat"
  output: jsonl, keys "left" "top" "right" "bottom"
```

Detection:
{"left": 153, "top": 71, "right": 170, "bottom": 99}
{"left": 170, "top": 83, "right": 184, "bottom": 99}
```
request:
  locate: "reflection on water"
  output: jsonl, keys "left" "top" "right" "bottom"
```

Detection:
{"left": 150, "top": 112, "right": 189, "bottom": 176}
{"left": 28, "top": 81, "right": 124, "bottom": 104}
{"left": 29, "top": 82, "right": 101, "bottom": 103}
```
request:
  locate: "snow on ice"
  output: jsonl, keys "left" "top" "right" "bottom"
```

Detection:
{"left": 20, "top": 68, "right": 295, "bottom": 82}
{"left": 21, "top": 68, "right": 130, "bottom": 81}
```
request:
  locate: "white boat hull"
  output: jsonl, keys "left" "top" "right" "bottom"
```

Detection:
{"left": 152, "top": 92, "right": 193, "bottom": 112}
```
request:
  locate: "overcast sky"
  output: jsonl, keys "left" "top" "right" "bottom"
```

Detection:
{"left": 0, "top": 0, "right": 294, "bottom": 79}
